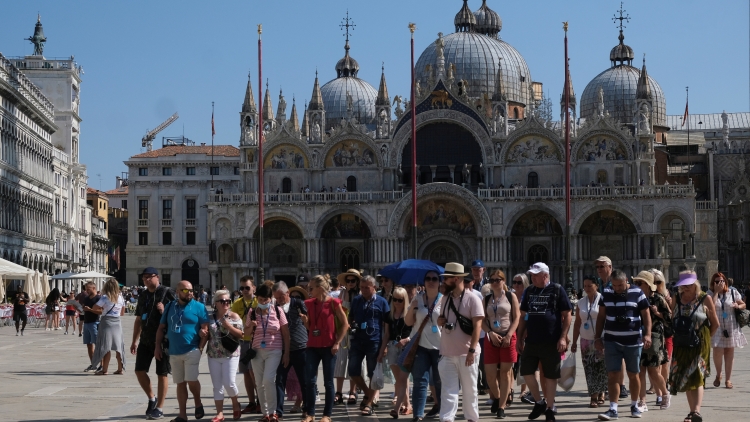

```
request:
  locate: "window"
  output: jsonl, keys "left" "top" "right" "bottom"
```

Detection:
{"left": 210, "top": 167, "right": 220, "bottom": 175}
{"left": 234, "top": 167, "right": 240, "bottom": 175}
{"left": 186, "top": 231, "right": 196, "bottom": 245}
{"left": 186, "top": 167, "right": 196, "bottom": 175}
{"left": 138, "top": 232, "right": 148, "bottom": 245}
{"left": 347, "top": 176, "right": 357, "bottom": 192}
{"left": 122, "top": 200, "right": 127, "bottom": 210}
{"left": 162, "top": 274, "right": 171, "bottom": 287}
{"left": 138, "top": 200, "right": 148, "bottom": 219}
{"left": 186, "top": 199, "right": 196, "bottom": 219}
{"left": 527, "top": 172, "right": 539, "bottom": 189}
{"left": 162, "top": 167, "right": 172, "bottom": 176}
{"left": 139, "top": 168, "right": 147, "bottom": 176}
{"left": 340, "top": 247, "right": 360, "bottom": 273}
{"left": 282, "top": 177, "right": 292, "bottom": 193}
{"left": 87, "top": 200, "right": 93, "bottom": 207}
{"left": 162, "top": 232, "right": 172, "bottom": 245}
{"left": 162, "top": 199, "right": 172, "bottom": 219}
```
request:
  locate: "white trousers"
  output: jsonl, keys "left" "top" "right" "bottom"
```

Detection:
{"left": 251, "top": 348, "right": 282, "bottom": 416}
{"left": 438, "top": 355, "right": 480, "bottom": 422}
{"left": 207, "top": 356, "right": 240, "bottom": 401}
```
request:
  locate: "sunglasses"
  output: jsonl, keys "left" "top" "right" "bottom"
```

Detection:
{"left": 346, "top": 279, "right": 357, "bottom": 283}
{"left": 424, "top": 277, "right": 439, "bottom": 282}
{"left": 240, "top": 286, "right": 253, "bottom": 291}
{"left": 512, "top": 280, "right": 524, "bottom": 285}
{"left": 216, "top": 299, "right": 232, "bottom": 305}
{"left": 179, "top": 289, "right": 194, "bottom": 294}
{"left": 392, "top": 298, "right": 405, "bottom": 303}
{"left": 490, "top": 278, "right": 504, "bottom": 283}
{"left": 634, "top": 281, "right": 642, "bottom": 286}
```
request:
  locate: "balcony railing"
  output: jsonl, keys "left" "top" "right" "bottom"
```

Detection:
{"left": 55, "top": 252, "right": 61, "bottom": 259}
{"left": 242, "top": 163, "right": 257, "bottom": 170}
{"left": 161, "top": 219, "right": 172, "bottom": 227}
{"left": 478, "top": 184, "right": 695, "bottom": 200}
{"left": 137, "top": 219, "right": 149, "bottom": 227}
{"left": 53, "top": 148, "right": 69, "bottom": 163}
{"left": 185, "top": 219, "right": 196, "bottom": 227}
{"left": 696, "top": 200, "right": 718, "bottom": 210}
{"left": 208, "top": 191, "right": 406, "bottom": 205}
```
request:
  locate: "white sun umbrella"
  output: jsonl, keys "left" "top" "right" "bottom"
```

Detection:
{"left": 34, "top": 271, "right": 44, "bottom": 302}
{"left": 42, "top": 270, "right": 51, "bottom": 298}
{"left": 25, "top": 272, "right": 36, "bottom": 301}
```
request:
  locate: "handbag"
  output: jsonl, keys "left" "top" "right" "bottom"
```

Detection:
{"left": 731, "top": 289, "right": 750, "bottom": 328}
{"left": 216, "top": 314, "right": 240, "bottom": 353}
{"left": 397, "top": 314, "right": 430, "bottom": 372}
{"left": 447, "top": 293, "right": 474, "bottom": 336}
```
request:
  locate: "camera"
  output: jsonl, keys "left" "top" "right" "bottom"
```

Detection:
{"left": 615, "top": 315, "right": 629, "bottom": 325}
{"left": 349, "top": 327, "right": 357, "bottom": 335}
{"left": 723, "top": 329, "right": 730, "bottom": 338}
{"left": 444, "top": 323, "right": 455, "bottom": 331}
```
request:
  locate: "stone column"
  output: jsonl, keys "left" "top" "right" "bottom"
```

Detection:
{"left": 448, "top": 165, "right": 455, "bottom": 184}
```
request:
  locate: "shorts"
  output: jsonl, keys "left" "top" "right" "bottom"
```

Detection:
{"left": 135, "top": 342, "right": 171, "bottom": 376}
{"left": 79, "top": 314, "right": 85, "bottom": 321}
{"left": 385, "top": 341, "right": 403, "bottom": 365}
{"left": 171, "top": 348, "right": 201, "bottom": 384}
{"left": 13, "top": 312, "right": 28, "bottom": 323}
{"left": 603, "top": 341, "right": 642, "bottom": 374}
{"left": 665, "top": 336, "right": 673, "bottom": 360}
{"left": 83, "top": 322, "right": 99, "bottom": 345}
{"left": 348, "top": 338, "right": 380, "bottom": 378}
{"left": 520, "top": 342, "right": 562, "bottom": 379}
{"left": 484, "top": 333, "right": 518, "bottom": 365}
{"left": 238, "top": 340, "right": 254, "bottom": 373}
{"left": 65, "top": 310, "right": 76, "bottom": 316}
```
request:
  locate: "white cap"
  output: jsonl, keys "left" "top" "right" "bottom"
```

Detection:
{"left": 528, "top": 262, "right": 550, "bottom": 274}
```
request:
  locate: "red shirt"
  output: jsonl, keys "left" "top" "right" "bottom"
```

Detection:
{"left": 305, "top": 297, "right": 340, "bottom": 348}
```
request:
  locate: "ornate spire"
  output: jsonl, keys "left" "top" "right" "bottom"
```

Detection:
{"left": 289, "top": 96, "right": 300, "bottom": 132}
{"left": 376, "top": 64, "right": 390, "bottom": 106}
{"left": 493, "top": 59, "right": 506, "bottom": 101}
{"left": 609, "top": 3, "right": 633, "bottom": 66}
{"left": 308, "top": 71, "right": 324, "bottom": 111}
{"left": 335, "top": 12, "right": 360, "bottom": 78}
{"left": 636, "top": 54, "right": 651, "bottom": 100}
{"left": 561, "top": 61, "right": 576, "bottom": 106}
{"left": 27, "top": 14, "right": 47, "bottom": 56}
{"left": 276, "top": 88, "right": 287, "bottom": 125}
{"left": 454, "top": 0, "right": 476, "bottom": 33}
{"left": 242, "top": 71, "right": 256, "bottom": 113}
{"left": 301, "top": 101, "right": 309, "bottom": 136}
{"left": 263, "top": 80, "right": 274, "bottom": 122}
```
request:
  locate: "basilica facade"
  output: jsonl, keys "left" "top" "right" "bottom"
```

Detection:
{"left": 199, "top": 1, "right": 717, "bottom": 289}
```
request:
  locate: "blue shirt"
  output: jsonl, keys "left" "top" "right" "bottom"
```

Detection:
{"left": 349, "top": 294, "right": 390, "bottom": 343}
{"left": 601, "top": 286, "right": 649, "bottom": 346}
{"left": 160, "top": 299, "right": 209, "bottom": 355}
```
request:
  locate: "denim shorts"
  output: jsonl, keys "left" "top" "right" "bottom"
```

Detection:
{"left": 347, "top": 339, "right": 380, "bottom": 378}
{"left": 83, "top": 322, "right": 99, "bottom": 345}
{"left": 603, "top": 341, "right": 642, "bottom": 374}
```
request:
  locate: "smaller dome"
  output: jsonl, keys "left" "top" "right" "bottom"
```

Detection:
{"left": 335, "top": 40, "right": 360, "bottom": 78}
{"left": 454, "top": 0, "right": 476, "bottom": 33}
{"left": 610, "top": 30, "right": 634, "bottom": 66}
{"left": 474, "top": 0, "right": 502, "bottom": 38}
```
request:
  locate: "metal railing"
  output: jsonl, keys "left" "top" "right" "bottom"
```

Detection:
{"left": 208, "top": 191, "right": 406, "bottom": 204}
{"left": 137, "top": 219, "right": 148, "bottom": 227}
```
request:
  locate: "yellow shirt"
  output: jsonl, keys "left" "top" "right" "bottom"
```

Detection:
{"left": 231, "top": 296, "right": 258, "bottom": 341}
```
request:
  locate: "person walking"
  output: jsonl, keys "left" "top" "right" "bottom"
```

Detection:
{"left": 482, "top": 270, "right": 519, "bottom": 419}
{"left": 404, "top": 270, "right": 443, "bottom": 421}
{"left": 669, "top": 271, "right": 719, "bottom": 422}
{"left": 708, "top": 272, "right": 746, "bottom": 390}
{"left": 246, "top": 284, "right": 290, "bottom": 422}
{"left": 230, "top": 275, "right": 260, "bottom": 415}
{"left": 45, "top": 287, "right": 62, "bottom": 331}
{"left": 436, "top": 263, "right": 484, "bottom": 422}
{"left": 12, "top": 285, "right": 30, "bottom": 336}
{"left": 633, "top": 271, "right": 671, "bottom": 411}
{"left": 382, "top": 286, "right": 413, "bottom": 419}
{"left": 469, "top": 260, "right": 489, "bottom": 397}
{"left": 302, "top": 275, "right": 349, "bottom": 422}
{"left": 63, "top": 290, "right": 79, "bottom": 335}
{"left": 156, "top": 280, "right": 209, "bottom": 422}
{"left": 594, "top": 256, "right": 629, "bottom": 399}
{"left": 649, "top": 269, "right": 673, "bottom": 406}
{"left": 510, "top": 273, "right": 534, "bottom": 404}
{"left": 272, "top": 281, "right": 308, "bottom": 419}
{"left": 206, "top": 289, "right": 244, "bottom": 422}
{"left": 594, "top": 269, "right": 652, "bottom": 420}
{"left": 570, "top": 275, "right": 606, "bottom": 408}
{"left": 348, "top": 275, "right": 390, "bottom": 416}
{"left": 334, "top": 269, "right": 361, "bottom": 406}
{"left": 81, "top": 282, "right": 102, "bottom": 371}
{"left": 515, "top": 263, "right": 572, "bottom": 422}
{"left": 89, "top": 279, "right": 127, "bottom": 375}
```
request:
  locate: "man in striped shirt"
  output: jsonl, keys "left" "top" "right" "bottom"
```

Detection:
{"left": 594, "top": 270, "right": 652, "bottom": 420}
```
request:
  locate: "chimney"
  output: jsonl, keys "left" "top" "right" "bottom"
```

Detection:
{"left": 115, "top": 176, "right": 121, "bottom": 189}
{"left": 201, "top": 142, "right": 206, "bottom": 146}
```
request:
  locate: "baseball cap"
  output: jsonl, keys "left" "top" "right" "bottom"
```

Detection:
{"left": 594, "top": 256, "right": 612, "bottom": 266}
{"left": 471, "top": 259, "right": 485, "bottom": 268}
{"left": 528, "top": 262, "right": 550, "bottom": 274}
{"left": 297, "top": 273, "right": 311, "bottom": 284}
{"left": 141, "top": 267, "right": 159, "bottom": 276}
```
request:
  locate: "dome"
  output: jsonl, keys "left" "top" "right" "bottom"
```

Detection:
{"left": 415, "top": 31, "right": 532, "bottom": 105}
{"left": 320, "top": 76, "right": 378, "bottom": 130}
{"left": 580, "top": 65, "right": 666, "bottom": 128}
{"left": 335, "top": 40, "right": 360, "bottom": 78}
{"left": 474, "top": 0, "right": 502, "bottom": 38}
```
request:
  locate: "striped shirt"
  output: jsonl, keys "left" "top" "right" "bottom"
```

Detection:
{"left": 602, "top": 286, "right": 649, "bottom": 346}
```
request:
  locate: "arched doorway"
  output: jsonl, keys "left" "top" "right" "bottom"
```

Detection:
{"left": 509, "top": 210, "right": 563, "bottom": 278}
{"left": 528, "top": 172, "right": 539, "bottom": 188}
{"left": 254, "top": 219, "right": 304, "bottom": 280}
{"left": 422, "top": 240, "right": 464, "bottom": 267}
{"left": 181, "top": 259, "right": 200, "bottom": 288}
{"left": 527, "top": 244, "right": 549, "bottom": 267}
{"left": 320, "top": 213, "right": 371, "bottom": 273}
{"left": 217, "top": 244, "right": 234, "bottom": 289}
{"left": 579, "top": 210, "right": 638, "bottom": 262}
{"left": 282, "top": 177, "right": 292, "bottom": 193}
{"left": 347, "top": 176, "right": 357, "bottom": 192}
{"left": 401, "top": 122, "right": 483, "bottom": 187}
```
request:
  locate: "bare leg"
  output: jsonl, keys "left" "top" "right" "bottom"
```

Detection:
{"left": 646, "top": 366, "right": 667, "bottom": 399}
{"left": 685, "top": 387, "right": 703, "bottom": 413}
{"left": 176, "top": 382, "right": 189, "bottom": 420}
{"left": 101, "top": 352, "right": 111, "bottom": 373}
{"left": 188, "top": 380, "right": 203, "bottom": 408}
{"left": 115, "top": 352, "right": 123, "bottom": 372}
{"left": 658, "top": 362, "right": 669, "bottom": 396}
{"left": 725, "top": 347, "right": 735, "bottom": 384}
{"left": 350, "top": 376, "right": 373, "bottom": 404}
{"left": 626, "top": 371, "right": 640, "bottom": 403}
{"left": 498, "top": 363, "right": 514, "bottom": 410}
{"left": 485, "top": 363, "right": 501, "bottom": 402}
{"left": 87, "top": 344, "right": 95, "bottom": 363}
{"left": 543, "top": 378, "right": 557, "bottom": 409}
{"left": 157, "top": 375, "right": 168, "bottom": 408}
{"left": 215, "top": 399, "right": 224, "bottom": 419}
{"left": 606, "top": 372, "right": 621, "bottom": 405}
{"left": 391, "top": 365, "right": 409, "bottom": 414}
{"left": 713, "top": 347, "right": 724, "bottom": 383}
{"left": 135, "top": 370, "right": 155, "bottom": 399}
{"left": 523, "top": 374, "right": 543, "bottom": 403}
{"left": 638, "top": 368, "right": 647, "bottom": 401}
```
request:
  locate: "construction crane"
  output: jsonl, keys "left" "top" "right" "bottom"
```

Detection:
{"left": 141, "top": 113, "right": 179, "bottom": 151}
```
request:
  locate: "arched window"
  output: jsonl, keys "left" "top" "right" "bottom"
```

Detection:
{"left": 282, "top": 177, "right": 292, "bottom": 193}
{"left": 340, "top": 247, "right": 360, "bottom": 273}
{"left": 527, "top": 172, "right": 539, "bottom": 188}
{"left": 597, "top": 170, "right": 608, "bottom": 185}
{"left": 347, "top": 176, "right": 357, "bottom": 192}
{"left": 527, "top": 245, "right": 549, "bottom": 267}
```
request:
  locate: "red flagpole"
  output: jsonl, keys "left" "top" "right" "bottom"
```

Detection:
{"left": 257, "top": 24, "right": 265, "bottom": 281}
{"left": 410, "top": 23, "right": 417, "bottom": 258}
{"left": 564, "top": 22, "right": 573, "bottom": 290}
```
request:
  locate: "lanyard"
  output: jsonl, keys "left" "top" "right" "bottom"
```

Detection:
{"left": 171, "top": 303, "right": 184, "bottom": 329}
{"left": 259, "top": 308, "right": 270, "bottom": 340}
{"left": 425, "top": 292, "right": 441, "bottom": 323}
{"left": 584, "top": 293, "right": 598, "bottom": 327}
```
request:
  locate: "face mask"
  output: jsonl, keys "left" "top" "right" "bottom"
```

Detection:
{"left": 257, "top": 302, "right": 270, "bottom": 310}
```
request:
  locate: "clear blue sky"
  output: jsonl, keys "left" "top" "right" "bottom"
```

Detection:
{"left": 1, "top": 0, "right": 748, "bottom": 191}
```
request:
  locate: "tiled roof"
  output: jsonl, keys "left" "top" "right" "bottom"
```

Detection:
{"left": 105, "top": 186, "right": 128, "bottom": 195}
{"left": 86, "top": 187, "right": 108, "bottom": 197}
{"left": 131, "top": 145, "right": 240, "bottom": 158}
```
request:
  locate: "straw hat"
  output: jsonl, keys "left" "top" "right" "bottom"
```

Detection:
{"left": 441, "top": 262, "right": 469, "bottom": 277}
{"left": 633, "top": 271, "right": 656, "bottom": 291}
{"left": 336, "top": 269, "right": 362, "bottom": 285}
{"left": 288, "top": 286, "right": 309, "bottom": 299}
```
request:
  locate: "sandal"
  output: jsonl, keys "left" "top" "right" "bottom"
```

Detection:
{"left": 361, "top": 405, "right": 374, "bottom": 416}
{"left": 113, "top": 370, "right": 124, "bottom": 375}
{"left": 691, "top": 411, "right": 703, "bottom": 422}
{"left": 211, "top": 417, "right": 225, "bottom": 422}
{"left": 360, "top": 397, "right": 370, "bottom": 410}
{"left": 319, "top": 417, "right": 331, "bottom": 422}
{"left": 597, "top": 393, "right": 606, "bottom": 404}
{"left": 684, "top": 412, "right": 695, "bottom": 422}
{"left": 714, "top": 376, "right": 721, "bottom": 388}
{"left": 506, "top": 389, "right": 513, "bottom": 407}
{"left": 289, "top": 407, "right": 302, "bottom": 413}
{"left": 233, "top": 409, "right": 241, "bottom": 421}
{"left": 334, "top": 392, "right": 343, "bottom": 405}
{"left": 195, "top": 405, "right": 205, "bottom": 420}
{"left": 347, "top": 393, "right": 358, "bottom": 405}
{"left": 589, "top": 397, "right": 598, "bottom": 408}
{"left": 726, "top": 380, "right": 734, "bottom": 389}
{"left": 400, "top": 406, "right": 412, "bottom": 416}
{"left": 645, "top": 387, "right": 655, "bottom": 394}
{"left": 94, "top": 371, "right": 108, "bottom": 375}
{"left": 301, "top": 415, "right": 314, "bottom": 422}
{"left": 390, "top": 409, "right": 399, "bottom": 419}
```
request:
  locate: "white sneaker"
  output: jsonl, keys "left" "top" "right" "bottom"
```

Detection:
{"left": 16, "top": 332, "right": 19, "bottom": 336}
{"left": 659, "top": 393, "right": 671, "bottom": 410}
{"left": 637, "top": 400, "right": 648, "bottom": 412}
{"left": 45, "top": 328, "right": 50, "bottom": 331}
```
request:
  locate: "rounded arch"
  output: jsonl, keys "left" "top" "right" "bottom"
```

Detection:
{"left": 263, "top": 143, "right": 309, "bottom": 169}
{"left": 321, "top": 138, "right": 380, "bottom": 168}
{"left": 262, "top": 134, "right": 314, "bottom": 166}
{"left": 214, "top": 217, "right": 233, "bottom": 242}
{"left": 504, "top": 204, "right": 564, "bottom": 237}
{"left": 217, "top": 243, "right": 234, "bottom": 264}
{"left": 509, "top": 209, "right": 564, "bottom": 237}
{"left": 316, "top": 207, "right": 377, "bottom": 239}
{"left": 577, "top": 208, "right": 639, "bottom": 235}
{"left": 654, "top": 206, "right": 694, "bottom": 233}
{"left": 499, "top": 117, "right": 564, "bottom": 165}
{"left": 246, "top": 210, "right": 306, "bottom": 239}
{"left": 181, "top": 257, "right": 200, "bottom": 286}
{"left": 573, "top": 127, "right": 634, "bottom": 162}
{"left": 252, "top": 217, "right": 304, "bottom": 240}
{"left": 418, "top": 232, "right": 472, "bottom": 266}
{"left": 388, "top": 183, "right": 491, "bottom": 237}
{"left": 572, "top": 204, "right": 642, "bottom": 235}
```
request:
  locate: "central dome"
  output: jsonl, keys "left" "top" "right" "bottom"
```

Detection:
{"left": 415, "top": 32, "right": 532, "bottom": 105}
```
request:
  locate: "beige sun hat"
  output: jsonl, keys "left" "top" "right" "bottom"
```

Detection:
{"left": 633, "top": 270, "right": 656, "bottom": 291}
{"left": 441, "top": 262, "right": 469, "bottom": 277}
{"left": 336, "top": 269, "right": 362, "bottom": 286}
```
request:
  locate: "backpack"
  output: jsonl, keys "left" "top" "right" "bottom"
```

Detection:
{"left": 672, "top": 293, "right": 706, "bottom": 348}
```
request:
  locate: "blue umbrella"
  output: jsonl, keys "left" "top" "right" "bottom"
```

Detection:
{"left": 378, "top": 259, "right": 445, "bottom": 286}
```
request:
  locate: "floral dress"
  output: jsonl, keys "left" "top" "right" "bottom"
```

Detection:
{"left": 207, "top": 314, "right": 244, "bottom": 358}
{"left": 640, "top": 292, "right": 671, "bottom": 367}
{"left": 669, "top": 292, "right": 711, "bottom": 394}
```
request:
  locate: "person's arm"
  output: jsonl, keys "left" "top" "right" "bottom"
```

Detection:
{"left": 558, "top": 310, "right": 571, "bottom": 353}
{"left": 732, "top": 289, "right": 747, "bottom": 310}
{"left": 89, "top": 305, "right": 104, "bottom": 315}
{"left": 466, "top": 315, "right": 483, "bottom": 366}
{"left": 640, "top": 307, "right": 652, "bottom": 348}
{"left": 705, "top": 296, "right": 720, "bottom": 337}
{"left": 154, "top": 322, "right": 166, "bottom": 360}
{"left": 594, "top": 303, "right": 607, "bottom": 351}
{"left": 515, "top": 311, "right": 526, "bottom": 353}
{"left": 131, "top": 317, "right": 142, "bottom": 354}
{"left": 506, "top": 293, "right": 521, "bottom": 338}
{"left": 379, "top": 323, "right": 390, "bottom": 361}
{"left": 404, "top": 297, "right": 418, "bottom": 326}
{"left": 223, "top": 314, "right": 244, "bottom": 338}
{"left": 570, "top": 303, "right": 582, "bottom": 353}
{"left": 280, "top": 324, "right": 291, "bottom": 367}
{"left": 332, "top": 300, "right": 349, "bottom": 355}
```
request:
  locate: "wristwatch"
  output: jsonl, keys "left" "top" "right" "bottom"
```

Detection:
{"left": 468, "top": 348, "right": 476, "bottom": 353}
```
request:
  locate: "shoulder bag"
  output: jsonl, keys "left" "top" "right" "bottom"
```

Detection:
{"left": 731, "top": 288, "right": 750, "bottom": 328}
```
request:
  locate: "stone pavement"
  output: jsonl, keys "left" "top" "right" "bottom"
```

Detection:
{"left": 1, "top": 316, "right": 748, "bottom": 421}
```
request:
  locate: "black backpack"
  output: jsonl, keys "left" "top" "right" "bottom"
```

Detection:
{"left": 672, "top": 293, "right": 706, "bottom": 348}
